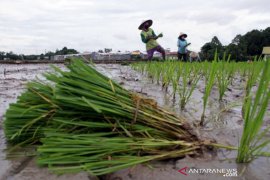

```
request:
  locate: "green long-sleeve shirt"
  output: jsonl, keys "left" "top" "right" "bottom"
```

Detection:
{"left": 140, "top": 28, "right": 159, "bottom": 50}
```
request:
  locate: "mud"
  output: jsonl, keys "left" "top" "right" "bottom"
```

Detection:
{"left": 0, "top": 63, "right": 270, "bottom": 180}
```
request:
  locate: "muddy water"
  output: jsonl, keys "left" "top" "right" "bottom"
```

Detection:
{"left": 0, "top": 63, "right": 269, "bottom": 180}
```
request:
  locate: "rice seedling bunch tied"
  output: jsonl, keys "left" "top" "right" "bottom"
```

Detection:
{"left": 37, "top": 131, "right": 199, "bottom": 175}
{"left": 4, "top": 59, "right": 201, "bottom": 175}
{"left": 4, "top": 81, "right": 57, "bottom": 144}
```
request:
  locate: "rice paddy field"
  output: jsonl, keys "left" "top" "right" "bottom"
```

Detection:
{"left": 0, "top": 58, "right": 270, "bottom": 180}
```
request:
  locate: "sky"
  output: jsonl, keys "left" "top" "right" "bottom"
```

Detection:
{"left": 0, "top": 0, "right": 269, "bottom": 54}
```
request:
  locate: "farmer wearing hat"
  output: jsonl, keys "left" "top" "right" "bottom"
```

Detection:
{"left": 177, "top": 32, "right": 191, "bottom": 61}
{"left": 139, "top": 20, "right": 165, "bottom": 60}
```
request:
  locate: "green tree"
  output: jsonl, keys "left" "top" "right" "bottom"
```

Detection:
{"left": 6, "top": 51, "right": 20, "bottom": 60}
{"left": 104, "top": 48, "right": 112, "bottom": 53}
{"left": 40, "top": 53, "right": 45, "bottom": 60}
{"left": 55, "top": 47, "right": 79, "bottom": 55}
{"left": 0, "top": 51, "right": 5, "bottom": 60}
{"left": 262, "top": 27, "right": 270, "bottom": 48}
{"left": 245, "top": 30, "right": 263, "bottom": 56}
{"left": 226, "top": 34, "right": 247, "bottom": 61}
{"left": 202, "top": 27, "right": 270, "bottom": 61}
{"left": 201, "top": 36, "right": 224, "bottom": 60}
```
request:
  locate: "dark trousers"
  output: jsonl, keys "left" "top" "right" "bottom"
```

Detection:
{"left": 147, "top": 45, "right": 166, "bottom": 60}
{"left": 178, "top": 53, "right": 187, "bottom": 61}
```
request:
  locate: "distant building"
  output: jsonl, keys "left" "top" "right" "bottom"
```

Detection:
{"left": 131, "top": 50, "right": 147, "bottom": 60}
{"left": 131, "top": 50, "right": 141, "bottom": 55}
{"left": 51, "top": 51, "right": 148, "bottom": 62}
{"left": 52, "top": 55, "right": 65, "bottom": 61}
{"left": 52, "top": 53, "right": 89, "bottom": 61}
{"left": 166, "top": 52, "right": 178, "bottom": 60}
{"left": 91, "top": 52, "right": 131, "bottom": 61}
{"left": 262, "top": 47, "right": 270, "bottom": 60}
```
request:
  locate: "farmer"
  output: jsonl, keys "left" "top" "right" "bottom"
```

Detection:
{"left": 177, "top": 32, "right": 191, "bottom": 61}
{"left": 189, "top": 51, "right": 201, "bottom": 62}
{"left": 139, "top": 20, "right": 165, "bottom": 60}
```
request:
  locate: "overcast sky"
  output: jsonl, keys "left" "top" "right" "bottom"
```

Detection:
{"left": 0, "top": 0, "right": 269, "bottom": 54}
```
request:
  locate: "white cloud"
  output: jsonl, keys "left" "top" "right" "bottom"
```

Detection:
{"left": 0, "top": 0, "right": 269, "bottom": 54}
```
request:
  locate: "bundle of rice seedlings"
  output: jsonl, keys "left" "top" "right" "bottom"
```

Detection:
{"left": 4, "top": 59, "right": 201, "bottom": 175}
{"left": 37, "top": 131, "right": 199, "bottom": 175}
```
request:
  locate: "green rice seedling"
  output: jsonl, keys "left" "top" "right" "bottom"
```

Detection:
{"left": 146, "top": 62, "right": 156, "bottom": 83}
{"left": 171, "top": 63, "right": 182, "bottom": 100}
{"left": 132, "top": 62, "right": 145, "bottom": 75}
{"left": 240, "top": 63, "right": 249, "bottom": 78}
{"left": 216, "top": 52, "right": 236, "bottom": 101}
{"left": 216, "top": 61, "right": 232, "bottom": 101}
{"left": 161, "top": 63, "right": 173, "bottom": 91}
{"left": 241, "top": 61, "right": 263, "bottom": 118}
{"left": 237, "top": 59, "right": 270, "bottom": 163}
{"left": 171, "top": 75, "right": 178, "bottom": 100}
{"left": 178, "top": 63, "right": 201, "bottom": 110}
{"left": 153, "top": 62, "right": 163, "bottom": 85}
{"left": 200, "top": 53, "right": 218, "bottom": 126}
{"left": 227, "top": 62, "right": 236, "bottom": 86}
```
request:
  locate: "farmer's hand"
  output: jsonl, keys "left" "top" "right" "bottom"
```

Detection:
{"left": 158, "top": 33, "right": 163, "bottom": 38}
{"left": 154, "top": 36, "right": 159, "bottom": 40}
{"left": 185, "top": 43, "right": 191, "bottom": 47}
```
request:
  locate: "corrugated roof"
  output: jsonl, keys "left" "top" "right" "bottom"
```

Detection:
{"left": 262, "top": 47, "right": 270, "bottom": 54}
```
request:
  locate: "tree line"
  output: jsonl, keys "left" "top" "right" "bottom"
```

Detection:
{"left": 0, "top": 47, "right": 78, "bottom": 60}
{"left": 201, "top": 27, "right": 270, "bottom": 61}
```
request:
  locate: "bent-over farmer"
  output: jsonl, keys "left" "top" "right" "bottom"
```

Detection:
{"left": 138, "top": 20, "right": 166, "bottom": 60}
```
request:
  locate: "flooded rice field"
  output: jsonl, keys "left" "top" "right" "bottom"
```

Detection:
{"left": 0, "top": 63, "right": 270, "bottom": 180}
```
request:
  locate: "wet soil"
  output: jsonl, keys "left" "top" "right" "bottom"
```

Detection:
{"left": 0, "top": 63, "right": 269, "bottom": 180}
